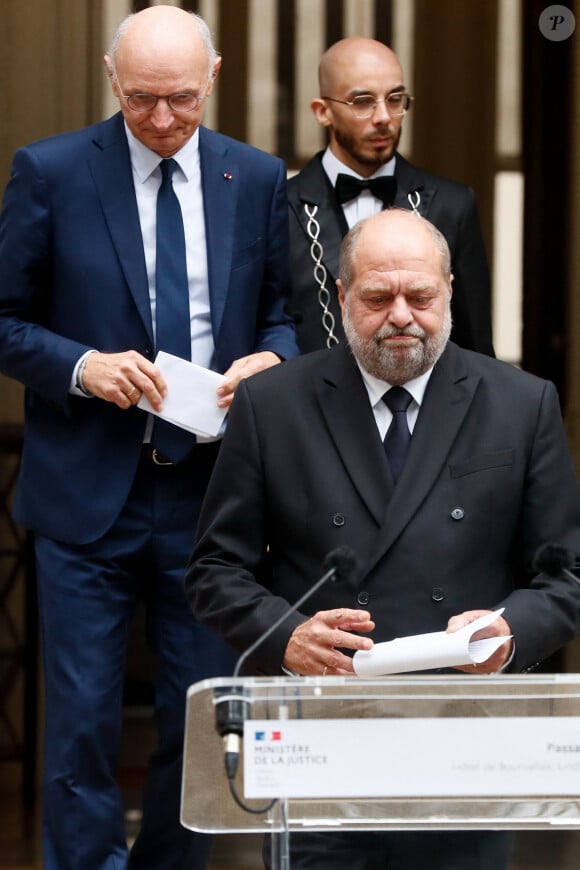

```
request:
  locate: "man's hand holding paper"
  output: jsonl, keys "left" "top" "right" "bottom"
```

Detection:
{"left": 138, "top": 351, "right": 228, "bottom": 438}
{"left": 446, "top": 608, "right": 513, "bottom": 674}
{"left": 352, "top": 608, "right": 513, "bottom": 677}
{"left": 138, "top": 350, "right": 284, "bottom": 435}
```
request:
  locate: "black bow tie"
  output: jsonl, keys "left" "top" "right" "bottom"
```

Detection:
{"left": 335, "top": 173, "right": 397, "bottom": 207}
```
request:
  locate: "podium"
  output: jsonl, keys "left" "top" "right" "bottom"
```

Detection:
{"left": 181, "top": 674, "right": 580, "bottom": 869}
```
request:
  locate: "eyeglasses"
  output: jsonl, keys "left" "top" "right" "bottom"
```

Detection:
{"left": 322, "top": 92, "right": 413, "bottom": 119}
{"left": 118, "top": 88, "right": 207, "bottom": 113}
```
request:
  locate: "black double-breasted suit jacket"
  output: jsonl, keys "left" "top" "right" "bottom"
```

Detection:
{"left": 189, "top": 342, "right": 580, "bottom": 675}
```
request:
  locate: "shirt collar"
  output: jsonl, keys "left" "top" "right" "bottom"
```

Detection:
{"left": 124, "top": 123, "right": 200, "bottom": 183}
{"left": 322, "top": 146, "right": 396, "bottom": 186}
{"left": 355, "top": 359, "right": 434, "bottom": 411}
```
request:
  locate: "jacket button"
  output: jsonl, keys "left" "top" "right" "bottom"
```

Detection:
{"left": 451, "top": 507, "right": 464, "bottom": 520}
{"left": 145, "top": 343, "right": 154, "bottom": 358}
{"left": 431, "top": 587, "right": 445, "bottom": 602}
{"left": 332, "top": 513, "right": 345, "bottom": 527}
{"left": 357, "top": 591, "right": 370, "bottom": 606}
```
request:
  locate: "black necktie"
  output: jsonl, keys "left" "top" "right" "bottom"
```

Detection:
{"left": 382, "top": 387, "right": 413, "bottom": 482}
{"left": 151, "top": 158, "right": 196, "bottom": 463}
{"left": 335, "top": 173, "right": 397, "bottom": 207}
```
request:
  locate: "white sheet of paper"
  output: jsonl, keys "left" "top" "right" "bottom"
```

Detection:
{"left": 353, "top": 608, "right": 511, "bottom": 677}
{"left": 137, "top": 351, "right": 227, "bottom": 438}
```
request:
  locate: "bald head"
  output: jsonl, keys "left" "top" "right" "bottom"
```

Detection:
{"left": 107, "top": 6, "right": 218, "bottom": 82}
{"left": 318, "top": 37, "right": 403, "bottom": 96}
{"left": 312, "top": 37, "right": 409, "bottom": 176}
{"left": 339, "top": 209, "right": 452, "bottom": 292}
{"left": 104, "top": 6, "right": 221, "bottom": 157}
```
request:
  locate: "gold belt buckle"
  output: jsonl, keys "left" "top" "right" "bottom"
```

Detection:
{"left": 151, "top": 448, "right": 174, "bottom": 466}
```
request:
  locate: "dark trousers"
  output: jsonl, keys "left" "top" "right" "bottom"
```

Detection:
{"left": 36, "top": 443, "right": 236, "bottom": 870}
{"left": 264, "top": 830, "right": 513, "bottom": 870}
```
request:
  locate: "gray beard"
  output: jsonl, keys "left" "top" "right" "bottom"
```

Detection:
{"left": 344, "top": 304, "right": 452, "bottom": 385}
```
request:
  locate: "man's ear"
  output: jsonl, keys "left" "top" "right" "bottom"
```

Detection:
{"left": 103, "top": 55, "right": 118, "bottom": 92}
{"left": 206, "top": 56, "right": 222, "bottom": 96}
{"left": 311, "top": 97, "right": 332, "bottom": 128}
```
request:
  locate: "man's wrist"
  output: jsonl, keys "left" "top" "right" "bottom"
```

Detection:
{"left": 72, "top": 350, "right": 97, "bottom": 396}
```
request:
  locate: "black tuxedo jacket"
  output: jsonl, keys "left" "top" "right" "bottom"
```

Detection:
{"left": 288, "top": 152, "right": 494, "bottom": 356}
{"left": 189, "top": 342, "right": 580, "bottom": 675}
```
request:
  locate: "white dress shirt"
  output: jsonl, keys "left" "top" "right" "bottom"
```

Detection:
{"left": 126, "top": 125, "right": 214, "bottom": 369}
{"left": 71, "top": 127, "right": 215, "bottom": 402}
{"left": 355, "top": 362, "right": 433, "bottom": 440}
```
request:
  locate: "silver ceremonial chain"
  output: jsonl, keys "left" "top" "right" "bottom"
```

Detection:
{"left": 304, "top": 204, "right": 340, "bottom": 348}
{"left": 407, "top": 190, "right": 421, "bottom": 215}
{"left": 303, "top": 191, "right": 422, "bottom": 349}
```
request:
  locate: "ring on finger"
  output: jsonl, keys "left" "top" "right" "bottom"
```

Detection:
{"left": 127, "top": 385, "right": 137, "bottom": 398}
{"left": 322, "top": 665, "right": 328, "bottom": 676}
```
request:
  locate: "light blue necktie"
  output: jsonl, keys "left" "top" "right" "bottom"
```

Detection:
{"left": 151, "top": 158, "right": 196, "bottom": 463}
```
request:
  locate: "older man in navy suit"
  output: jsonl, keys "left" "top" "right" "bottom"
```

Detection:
{"left": 0, "top": 6, "right": 297, "bottom": 869}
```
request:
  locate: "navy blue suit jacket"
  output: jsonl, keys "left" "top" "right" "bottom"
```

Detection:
{"left": 0, "top": 114, "right": 298, "bottom": 543}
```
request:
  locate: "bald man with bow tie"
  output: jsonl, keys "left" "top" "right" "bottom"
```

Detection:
{"left": 288, "top": 37, "right": 494, "bottom": 357}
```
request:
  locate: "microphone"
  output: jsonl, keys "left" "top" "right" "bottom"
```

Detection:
{"left": 214, "top": 686, "right": 251, "bottom": 779}
{"left": 532, "top": 542, "right": 580, "bottom": 585}
{"left": 214, "top": 546, "right": 359, "bottom": 781}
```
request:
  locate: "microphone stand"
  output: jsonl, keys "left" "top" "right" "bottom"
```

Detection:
{"left": 215, "top": 560, "right": 342, "bottom": 787}
{"left": 213, "top": 547, "right": 359, "bottom": 869}
{"left": 233, "top": 560, "right": 342, "bottom": 678}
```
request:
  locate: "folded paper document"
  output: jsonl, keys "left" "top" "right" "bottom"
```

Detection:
{"left": 138, "top": 351, "right": 227, "bottom": 438}
{"left": 353, "top": 609, "right": 511, "bottom": 677}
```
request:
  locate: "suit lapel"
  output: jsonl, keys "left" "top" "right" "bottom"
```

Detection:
{"left": 367, "top": 344, "right": 480, "bottom": 569}
{"left": 314, "top": 343, "right": 480, "bottom": 564}
{"left": 315, "top": 345, "right": 393, "bottom": 525}
{"left": 292, "top": 154, "right": 345, "bottom": 279}
{"left": 88, "top": 115, "right": 153, "bottom": 342}
{"left": 199, "top": 127, "right": 237, "bottom": 340}
{"left": 394, "top": 153, "right": 436, "bottom": 217}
